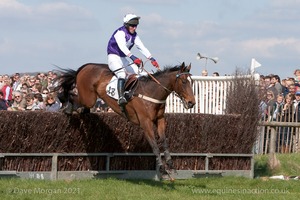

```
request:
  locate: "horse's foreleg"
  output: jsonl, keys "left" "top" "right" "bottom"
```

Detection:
{"left": 157, "top": 118, "right": 176, "bottom": 173}
{"left": 141, "top": 121, "right": 165, "bottom": 176}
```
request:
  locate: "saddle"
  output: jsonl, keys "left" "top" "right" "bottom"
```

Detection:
{"left": 124, "top": 74, "right": 138, "bottom": 101}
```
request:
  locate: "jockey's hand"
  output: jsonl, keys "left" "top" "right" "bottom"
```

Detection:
{"left": 130, "top": 55, "right": 142, "bottom": 67}
{"left": 150, "top": 57, "right": 160, "bottom": 69}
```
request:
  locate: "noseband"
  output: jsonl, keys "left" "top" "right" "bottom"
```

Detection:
{"left": 139, "top": 67, "right": 192, "bottom": 104}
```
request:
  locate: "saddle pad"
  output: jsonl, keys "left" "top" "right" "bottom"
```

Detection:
{"left": 106, "top": 76, "right": 119, "bottom": 100}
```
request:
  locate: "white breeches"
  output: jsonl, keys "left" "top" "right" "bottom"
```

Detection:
{"left": 108, "top": 54, "right": 139, "bottom": 79}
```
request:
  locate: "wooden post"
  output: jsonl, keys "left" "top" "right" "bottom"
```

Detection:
{"left": 50, "top": 154, "right": 58, "bottom": 180}
{"left": 296, "top": 128, "right": 300, "bottom": 153}
{"left": 269, "top": 127, "right": 277, "bottom": 153}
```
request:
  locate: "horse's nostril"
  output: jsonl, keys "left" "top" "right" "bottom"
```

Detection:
{"left": 188, "top": 102, "right": 195, "bottom": 108}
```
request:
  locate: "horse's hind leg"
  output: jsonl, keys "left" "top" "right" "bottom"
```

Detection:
{"left": 76, "top": 87, "right": 97, "bottom": 113}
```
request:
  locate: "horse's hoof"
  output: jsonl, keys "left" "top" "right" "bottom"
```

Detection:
{"left": 160, "top": 173, "right": 175, "bottom": 182}
{"left": 61, "top": 103, "right": 73, "bottom": 115}
{"left": 76, "top": 107, "right": 90, "bottom": 114}
{"left": 169, "top": 168, "right": 178, "bottom": 175}
{"left": 159, "top": 169, "right": 176, "bottom": 181}
{"left": 62, "top": 108, "right": 72, "bottom": 115}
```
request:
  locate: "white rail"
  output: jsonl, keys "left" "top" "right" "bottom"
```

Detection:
{"left": 166, "top": 74, "right": 259, "bottom": 114}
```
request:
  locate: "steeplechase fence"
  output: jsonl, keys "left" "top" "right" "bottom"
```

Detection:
{"left": 0, "top": 111, "right": 256, "bottom": 180}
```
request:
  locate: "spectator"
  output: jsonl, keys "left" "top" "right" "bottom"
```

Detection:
{"left": 47, "top": 71, "right": 53, "bottom": 79}
{"left": 282, "top": 93, "right": 294, "bottom": 121}
{"left": 266, "top": 90, "right": 276, "bottom": 120}
{"left": 288, "top": 84, "right": 296, "bottom": 100}
{"left": 7, "top": 91, "right": 26, "bottom": 111}
{"left": 0, "top": 91, "right": 8, "bottom": 110}
{"left": 1, "top": 78, "right": 13, "bottom": 106}
{"left": 45, "top": 93, "right": 61, "bottom": 112}
{"left": 281, "top": 93, "right": 294, "bottom": 153}
{"left": 201, "top": 69, "right": 208, "bottom": 76}
{"left": 41, "top": 88, "right": 49, "bottom": 101}
{"left": 271, "top": 75, "right": 282, "bottom": 95}
{"left": 38, "top": 73, "right": 48, "bottom": 90}
{"left": 268, "top": 75, "right": 279, "bottom": 97}
{"left": 259, "top": 75, "right": 265, "bottom": 86}
{"left": 47, "top": 76, "right": 54, "bottom": 91}
{"left": 281, "top": 79, "right": 289, "bottom": 97}
{"left": 259, "top": 87, "right": 268, "bottom": 120}
{"left": 294, "top": 69, "right": 300, "bottom": 88}
{"left": 27, "top": 76, "right": 36, "bottom": 88}
{"left": 34, "top": 93, "right": 46, "bottom": 110}
{"left": 0, "top": 75, "right": 4, "bottom": 90}
{"left": 293, "top": 91, "right": 300, "bottom": 121}
{"left": 30, "top": 83, "right": 42, "bottom": 94}
{"left": 271, "top": 94, "right": 284, "bottom": 121}
{"left": 51, "top": 72, "right": 59, "bottom": 89}
{"left": 212, "top": 72, "right": 219, "bottom": 77}
{"left": 264, "top": 75, "right": 272, "bottom": 89}
{"left": 12, "top": 73, "right": 22, "bottom": 91}
{"left": 25, "top": 93, "right": 41, "bottom": 111}
{"left": 20, "top": 83, "right": 30, "bottom": 96}
{"left": 286, "top": 77, "right": 295, "bottom": 87}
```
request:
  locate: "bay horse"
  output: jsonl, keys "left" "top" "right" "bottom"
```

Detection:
{"left": 56, "top": 62, "right": 195, "bottom": 180}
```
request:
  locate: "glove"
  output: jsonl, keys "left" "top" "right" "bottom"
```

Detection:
{"left": 130, "top": 55, "right": 142, "bottom": 67}
{"left": 150, "top": 57, "right": 159, "bottom": 68}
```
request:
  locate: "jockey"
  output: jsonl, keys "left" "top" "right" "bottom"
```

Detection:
{"left": 107, "top": 13, "right": 160, "bottom": 106}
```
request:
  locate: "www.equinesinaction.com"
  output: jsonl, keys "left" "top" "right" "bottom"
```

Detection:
{"left": 191, "top": 188, "right": 289, "bottom": 195}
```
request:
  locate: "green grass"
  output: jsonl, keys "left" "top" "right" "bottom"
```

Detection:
{"left": 254, "top": 153, "right": 300, "bottom": 177}
{"left": 0, "top": 177, "right": 298, "bottom": 200}
{"left": 0, "top": 154, "right": 299, "bottom": 200}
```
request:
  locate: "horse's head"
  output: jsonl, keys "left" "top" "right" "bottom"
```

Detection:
{"left": 174, "top": 62, "right": 196, "bottom": 109}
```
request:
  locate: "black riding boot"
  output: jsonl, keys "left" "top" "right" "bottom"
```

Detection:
{"left": 117, "top": 78, "right": 127, "bottom": 106}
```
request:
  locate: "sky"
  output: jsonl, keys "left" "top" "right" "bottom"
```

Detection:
{"left": 1, "top": 0, "right": 300, "bottom": 79}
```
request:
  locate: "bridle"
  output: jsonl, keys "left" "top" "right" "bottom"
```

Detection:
{"left": 139, "top": 63, "right": 193, "bottom": 104}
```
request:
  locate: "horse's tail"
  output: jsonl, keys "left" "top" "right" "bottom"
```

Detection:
{"left": 54, "top": 64, "right": 87, "bottom": 110}
{"left": 55, "top": 68, "right": 77, "bottom": 102}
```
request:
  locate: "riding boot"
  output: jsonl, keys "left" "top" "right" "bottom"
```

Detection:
{"left": 117, "top": 78, "right": 127, "bottom": 106}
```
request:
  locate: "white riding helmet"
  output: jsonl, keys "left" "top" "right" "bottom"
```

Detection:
{"left": 123, "top": 14, "right": 140, "bottom": 25}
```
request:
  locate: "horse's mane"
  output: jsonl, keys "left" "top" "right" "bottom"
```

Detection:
{"left": 139, "top": 65, "right": 181, "bottom": 82}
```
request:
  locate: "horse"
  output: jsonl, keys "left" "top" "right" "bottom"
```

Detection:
{"left": 56, "top": 62, "right": 195, "bottom": 180}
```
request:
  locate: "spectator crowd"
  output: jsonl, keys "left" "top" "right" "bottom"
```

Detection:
{"left": 0, "top": 71, "right": 111, "bottom": 112}
{"left": 259, "top": 69, "right": 300, "bottom": 122}
{"left": 0, "top": 72, "right": 56, "bottom": 111}
{"left": 257, "top": 69, "right": 300, "bottom": 153}
{"left": 1, "top": 69, "right": 300, "bottom": 116}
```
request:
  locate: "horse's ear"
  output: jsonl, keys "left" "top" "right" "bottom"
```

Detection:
{"left": 186, "top": 63, "right": 191, "bottom": 72}
{"left": 180, "top": 62, "right": 185, "bottom": 72}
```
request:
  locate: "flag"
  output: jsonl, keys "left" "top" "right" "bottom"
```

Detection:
{"left": 250, "top": 58, "right": 261, "bottom": 74}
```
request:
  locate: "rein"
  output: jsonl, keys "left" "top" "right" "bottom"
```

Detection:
{"left": 138, "top": 63, "right": 191, "bottom": 104}
{"left": 143, "top": 67, "right": 172, "bottom": 94}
